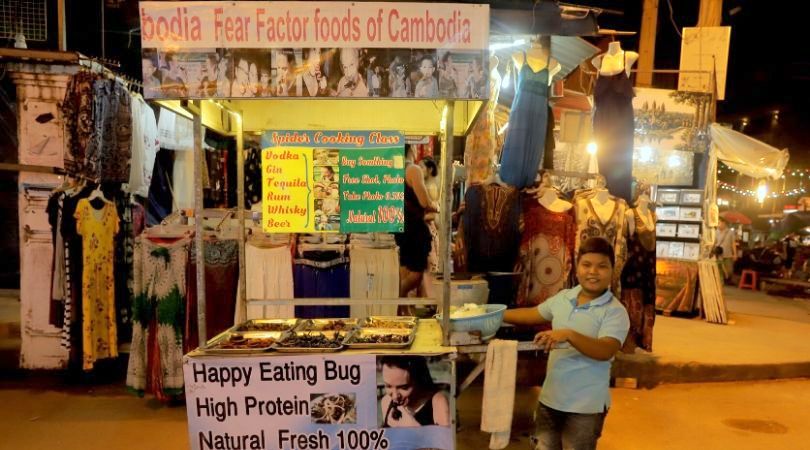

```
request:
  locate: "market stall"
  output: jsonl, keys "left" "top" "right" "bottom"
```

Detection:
{"left": 137, "top": 2, "right": 493, "bottom": 448}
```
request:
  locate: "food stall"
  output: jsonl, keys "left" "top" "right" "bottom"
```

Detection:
{"left": 139, "top": 2, "right": 492, "bottom": 448}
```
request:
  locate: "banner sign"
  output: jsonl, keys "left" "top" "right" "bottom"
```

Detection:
{"left": 183, "top": 354, "right": 454, "bottom": 450}
{"left": 260, "top": 130, "right": 404, "bottom": 233}
{"left": 139, "top": 2, "right": 490, "bottom": 99}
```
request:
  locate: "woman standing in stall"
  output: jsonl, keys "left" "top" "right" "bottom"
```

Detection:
{"left": 395, "top": 146, "right": 438, "bottom": 314}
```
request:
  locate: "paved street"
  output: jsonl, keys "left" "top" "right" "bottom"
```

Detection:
{"left": 2, "top": 377, "right": 809, "bottom": 449}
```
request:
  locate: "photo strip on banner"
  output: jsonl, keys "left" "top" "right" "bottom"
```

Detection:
{"left": 139, "top": 2, "right": 490, "bottom": 100}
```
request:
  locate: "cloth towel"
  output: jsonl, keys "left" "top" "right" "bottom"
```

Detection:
{"left": 480, "top": 339, "right": 518, "bottom": 449}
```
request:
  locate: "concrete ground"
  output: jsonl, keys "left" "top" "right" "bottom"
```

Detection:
{"left": 1, "top": 378, "right": 809, "bottom": 449}
{"left": 611, "top": 287, "right": 810, "bottom": 385}
{"left": 2, "top": 288, "right": 810, "bottom": 448}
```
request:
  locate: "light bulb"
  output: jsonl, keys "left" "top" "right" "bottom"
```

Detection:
{"left": 586, "top": 142, "right": 597, "bottom": 155}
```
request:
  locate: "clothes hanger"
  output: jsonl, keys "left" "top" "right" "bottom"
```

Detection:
{"left": 87, "top": 183, "right": 107, "bottom": 202}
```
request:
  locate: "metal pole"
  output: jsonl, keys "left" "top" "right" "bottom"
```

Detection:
{"left": 235, "top": 112, "right": 247, "bottom": 321}
{"left": 193, "top": 100, "right": 207, "bottom": 345}
{"left": 441, "top": 101, "right": 455, "bottom": 346}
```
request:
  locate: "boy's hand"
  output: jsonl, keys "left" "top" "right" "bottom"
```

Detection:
{"left": 534, "top": 329, "right": 572, "bottom": 353}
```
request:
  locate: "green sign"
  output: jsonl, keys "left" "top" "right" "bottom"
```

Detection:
{"left": 339, "top": 148, "right": 405, "bottom": 233}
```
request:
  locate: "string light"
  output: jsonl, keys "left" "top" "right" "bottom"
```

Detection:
{"left": 756, "top": 181, "right": 768, "bottom": 203}
{"left": 718, "top": 181, "right": 806, "bottom": 199}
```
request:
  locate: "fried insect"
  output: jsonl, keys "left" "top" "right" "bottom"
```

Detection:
{"left": 300, "top": 320, "right": 351, "bottom": 332}
{"left": 277, "top": 332, "right": 344, "bottom": 349}
{"left": 211, "top": 334, "right": 275, "bottom": 349}
{"left": 351, "top": 333, "right": 409, "bottom": 344}
{"left": 236, "top": 322, "right": 293, "bottom": 332}
{"left": 311, "top": 394, "right": 357, "bottom": 424}
{"left": 364, "top": 319, "right": 414, "bottom": 329}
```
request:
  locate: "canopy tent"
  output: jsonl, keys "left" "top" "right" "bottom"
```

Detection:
{"left": 710, "top": 123, "right": 789, "bottom": 180}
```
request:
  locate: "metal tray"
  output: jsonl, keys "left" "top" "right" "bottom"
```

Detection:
{"left": 202, "top": 331, "right": 283, "bottom": 354}
{"left": 234, "top": 319, "right": 299, "bottom": 333}
{"left": 360, "top": 316, "right": 417, "bottom": 329}
{"left": 272, "top": 331, "right": 347, "bottom": 353}
{"left": 343, "top": 327, "right": 415, "bottom": 349}
{"left": 295, "top": 318, "right": 358, "bottom": 332}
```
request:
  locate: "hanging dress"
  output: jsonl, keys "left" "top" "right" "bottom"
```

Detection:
{"left": 515, "top": 197, "right": 576, "bottom": 307}
{"left": 464, "top": 66, "right": 502, "bottom": 185}
{"left": 573, "top": 196, "right": 628, "bottom": 294}
{"left": 462, "top": 183, "right": 521, "bottom": 273}
{"left": 593, "top": 53, "right": 636, "bottom": 203}
{"left": 128, "top": 235, "right": 190, "bottom": 400}
{"left": 74, "top": 198, "right": 120, "bottom": 371}
{"left": 499, "top": 51, "right": 551, "bottom": 189}
{"left": 620, "top": 209, "right": 657, "bottom": 352}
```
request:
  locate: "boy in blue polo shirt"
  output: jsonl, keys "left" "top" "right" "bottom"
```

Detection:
{"left": 504, "top": 237, "right": 630, "bottom": 450}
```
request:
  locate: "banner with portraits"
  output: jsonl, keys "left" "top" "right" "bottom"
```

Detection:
{"left": 139, "top": 2, "right": 490, "bottom": 100}
{"left": 184, "top": 353, "right": 455, "bottom": 450}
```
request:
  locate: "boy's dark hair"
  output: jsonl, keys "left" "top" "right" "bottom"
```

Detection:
{"left": 578, "top": 237, "right": 615, "bottom": 267}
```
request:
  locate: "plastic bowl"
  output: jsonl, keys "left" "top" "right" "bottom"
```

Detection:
{"left": 436, "top": 304, "right": 507, "bottom": 341}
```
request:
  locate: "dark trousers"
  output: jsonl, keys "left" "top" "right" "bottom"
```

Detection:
{"left": 530, "top": 402, "right": 606, "bottom": 450}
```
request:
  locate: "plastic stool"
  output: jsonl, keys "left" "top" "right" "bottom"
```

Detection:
{"left": 738, "top": 269, "right": 758, "bottom": 290}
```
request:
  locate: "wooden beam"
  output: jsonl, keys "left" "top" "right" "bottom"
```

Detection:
{"left": 698, "top": 0, "right": 724, "bottom": 27}
{"left": 636, "top": 0, "right": 659, "bottom": 87}
{"left": 57, "top": 0, "right": 66, "bottom": 51}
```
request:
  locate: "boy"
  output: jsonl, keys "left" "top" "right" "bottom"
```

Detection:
{"left": 414, "top": 55, "right": 439, "bottom": 98}
{"left": 504, "top": 237, "right": 630, "bottom": 450}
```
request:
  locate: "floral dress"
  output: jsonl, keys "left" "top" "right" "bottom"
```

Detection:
{"left": 515, "top": 197, "right": 576, "bottom": 307}
{"left": 573, "top": 196, "right": 628, "bottom": 295}
{"left": 127, "top": 235, "right": 190, "bottom": 400}
{"left": 620, "top": 209, "right": 657, "bottom": 352}
{"left": 75, "top": 198, "right": 120, "bottom": 370}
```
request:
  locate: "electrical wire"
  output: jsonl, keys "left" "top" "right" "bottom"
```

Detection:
{"left": 665, "top": 0, "right": 683, "bottom": 38}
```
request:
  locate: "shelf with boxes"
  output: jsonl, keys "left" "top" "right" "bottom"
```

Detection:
{"left": 655, "top": 188, "right": 704, "bottom": 261}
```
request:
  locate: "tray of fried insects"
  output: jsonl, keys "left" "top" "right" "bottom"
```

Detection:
{"left": 272, "top": 330, "right": 347, "bottom": 353}
{"left": 233, "top": 319, "right": 300, "bottom": 333}
{"left": 294, "top": 318, "right": 358, "bottom": 333}
{"left": 359, "top": 316, "right": 418, "bottom": 330}
{"left": 342, "top": 327, "right": 415, "bottom": 349}
{"left": 202, "top": 330, "right": 285, "bottom": 354}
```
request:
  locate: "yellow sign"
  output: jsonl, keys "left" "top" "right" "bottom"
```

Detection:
{"left": 261, "top": 147, "right": 314, "bottom": 233}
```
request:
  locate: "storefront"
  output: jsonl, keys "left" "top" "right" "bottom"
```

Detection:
{"left": 137, "top": 2, "right": 493, "bottom": 448}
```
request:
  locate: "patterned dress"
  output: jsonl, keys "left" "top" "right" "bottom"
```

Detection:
{"left": 620, "top": 209, "right": 657, "bottom": 352}
{"left": 462, "top": 184, "right": 521, "bottom": 273}
{"left": 86, "top": 79, "right": 132, "bottom": 182}
{"left": 573, "top": 196, "right": 628, "bottom": 294}
{"left": 516, "top": 198, "right": 576, "bottom": 307}
{"left": 127, "top": 236, "right": 190, "bottom": 400}
{"left": 74, "top": 198, "right": 120, "bottom": 371}
{"left": 62, "top": 72, "right": 98, "bottom": 176}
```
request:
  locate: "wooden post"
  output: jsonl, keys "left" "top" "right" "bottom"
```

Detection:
{"left": 57, "top": 0, "right": 66, "bottom": 51}
{"left": 636, "top": 0, "right": 659, "bottom": 87}
{"left": 698, "top": 0, "right": 724, "bottom": 27}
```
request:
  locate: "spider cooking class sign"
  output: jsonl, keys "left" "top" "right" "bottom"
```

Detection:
{"left": 183, "top": 354, "right": 454, "bottom": 450}
{"left": 261, "top": 130, "right": 405, "bottom": 233}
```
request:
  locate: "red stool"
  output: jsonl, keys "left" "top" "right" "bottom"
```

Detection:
{"left": 738, "top": 269, "right": 758, "bottom": 290}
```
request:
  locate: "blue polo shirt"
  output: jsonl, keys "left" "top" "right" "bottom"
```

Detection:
{"left": 537, "top": 286, "right": 630, "bottom": 414}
